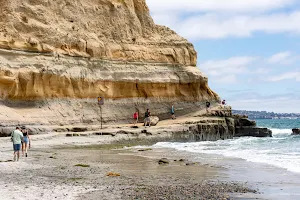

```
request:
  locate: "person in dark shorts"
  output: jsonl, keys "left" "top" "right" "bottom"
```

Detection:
{"left": 206, "top": 101, "right": 211, "bottom": 113}
{"left": 144, "top": 109, "right": 151, "bottom": 127}
{"left": 11, "top": 127, "right": 23, "bottom": 161}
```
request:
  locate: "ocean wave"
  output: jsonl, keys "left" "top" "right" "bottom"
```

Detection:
{"left": 153, "top": 138, "right": 300, "bottom": 174}
{"left": 269, "top": 128, "right": 292, "bottom": 135}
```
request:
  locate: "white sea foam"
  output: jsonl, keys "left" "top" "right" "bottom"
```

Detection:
{"left": 153, "top": 133, "right": 300, "bottom": 174}
{"left": 269, "top": 128, "right": 292, "bottom": 135}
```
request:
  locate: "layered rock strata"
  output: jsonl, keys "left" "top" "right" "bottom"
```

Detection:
{"left": 0, "top": 0, "right": 219, "bottom": 126}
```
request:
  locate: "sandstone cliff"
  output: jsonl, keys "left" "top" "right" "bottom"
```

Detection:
{"left": 0, "top": 0, "right": 219, "bottom": 125}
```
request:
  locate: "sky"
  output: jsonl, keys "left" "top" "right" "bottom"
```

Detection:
{"left": 146, "top": 0, "right": 300, "bottom": 113}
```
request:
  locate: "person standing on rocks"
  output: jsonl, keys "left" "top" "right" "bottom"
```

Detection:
{"left": 222, "top": 100, "right": 226, "bottom": 106}
{"left": 144, "top": 109, "right": 151, "bottom": 127}
{"left": 171, "top": 104, "right": 176, "bottom": 119}
{"left": 206, "top": 101, "right": 211, "bottom": 113}
{"left": 11, "top": 127, "right": 23, "bottom": 161}
{"left": 21, "top": 126, "right": 31, "bottom": 157}
{"left": 133, "top": 110, "right": 139, "bottom": 126}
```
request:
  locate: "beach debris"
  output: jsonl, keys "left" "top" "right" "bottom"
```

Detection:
{"left": 0, "top": 160, "right": 13, "bottom": 162}
{"left": 107, "top": 172, "right": 121, "bottom": 177}
{"left": 130, "top": 126, "right": 139, "bottom": 129}
{"left": 158, "top": 158, "right": 170, "bottom": 164}
{"left": 138, "top": 148, "right": 152, "bottom": 152}
{"left": 74, "top": 164, "right": 90, "bottom": 167}
{"left": 66, "top": 133, "right": 73, "bottom": 137}
{"left": 178, "top": 159, "right": 186, "bottom": 162}
{"left": 49, "top": 156, "right": 56, "bottom": 159}
{"left": 185, "top": 162, "right": 196, "bottom": 166}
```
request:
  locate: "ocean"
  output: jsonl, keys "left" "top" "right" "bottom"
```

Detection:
{"left": 153, "top": 119, "right": 300, "bottom": 174}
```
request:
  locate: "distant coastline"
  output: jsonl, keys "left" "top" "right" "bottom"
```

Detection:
{"left": 233, "top": 110, "right": 300, "bottom": 120}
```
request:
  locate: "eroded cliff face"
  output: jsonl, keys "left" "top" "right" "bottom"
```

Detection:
{"left": 0, "top": 0, "right": 196, "bottom": 65}
{"left": 0, "top": 0, "right": 219, "bottom": 125}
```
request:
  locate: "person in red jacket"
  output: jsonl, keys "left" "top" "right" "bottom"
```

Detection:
{"left": 133, "top": 111, "right": 139, "bottom": 126}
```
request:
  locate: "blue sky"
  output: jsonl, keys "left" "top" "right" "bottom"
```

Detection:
{"left": 146, "top": 0, "right": 300, "bottom": 113}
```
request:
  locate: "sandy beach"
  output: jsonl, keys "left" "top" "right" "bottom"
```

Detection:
{"left": 0, "top": 132, "right": 259, "bottom": 200}
{"left": 1, "top": 124, "right": 300, "bottom": 200}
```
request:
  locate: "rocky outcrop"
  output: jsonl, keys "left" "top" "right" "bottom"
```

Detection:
{"left": 235, "top": 127, "right": 272, "bottom": 137}
{"left": 234, "top": 116, "right": 272, "bottom": 137}
{"left": 0, "top": 0, "right": 219, "bottom": 126}
{"left": 292, "top": 128, "right": 300, "bottom": 135}
{"left": 149, "top": 116, "right": 159, "bottom": 126}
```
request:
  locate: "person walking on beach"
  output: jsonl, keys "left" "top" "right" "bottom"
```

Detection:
{"left": 171, "top": 104, "right": 176, "bottom": 119}
{"left": 11, "top": 127, "right": 23, "bottom": 162}
{"left": 144, "top": 109, "right": 151, "bottom": 127}
{"left": 21, "top": 126, "right": 31, "bottom": 157}
{"left": 133, "top": 110, "right": 139, "bottom": 126}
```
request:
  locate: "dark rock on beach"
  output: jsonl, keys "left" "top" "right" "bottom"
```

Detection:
{"left": 158, "top": 158, "right": 170, "bottom": 164}
{"left": 235, "top": 127, "right": 272, "bottom": 137}
{"left": 236, "top": 118, "right": 256, "bottom": 127}
{"left": 233, "top": 116, "right": 272, "bottom": 137}
{"left": 71, "top": 127, "right": 88, "bottom": 132}
{"left": 292, "top": 128, "right": 300, "bottom": 135}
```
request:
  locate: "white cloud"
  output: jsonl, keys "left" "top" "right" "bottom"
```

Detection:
{"left": 147, "top": 0, "right": 300, "bottom": 39}
{"left": 267, "top": 71, "right": 300, "bottom": 81}
{"left": 253, "top": 68, "right": 271, "bottom": 74}
{"left": 267, "top": 51, "right": 292, "bottom": 64}
{"left": 199, "top": 56, "right": 256, "bottom": 75}
{"left": 214, "top": 74, "right": 238, "bottom": 84}
{"left": 146, "top": 0, "right": 296, "bottom": 13}
{"left": 177, "top": 12, "right": 300, "bottom": 40}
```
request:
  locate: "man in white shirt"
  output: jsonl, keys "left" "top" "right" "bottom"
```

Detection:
{"left": 11, "top": 127, "right": 23, "bottom": 161}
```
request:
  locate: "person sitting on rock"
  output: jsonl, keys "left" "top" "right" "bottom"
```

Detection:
{"left": 144, "top": 109, "right": 151, "bottom": 127}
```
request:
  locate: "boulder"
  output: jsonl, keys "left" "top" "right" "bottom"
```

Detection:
{"left": 292, "top": 128, "right": 300, "bottom": 135}
{"left": 235, "top": 118, "right": 256, "bottom": 127}
{"left": 158, "top": 158, "right": 169, "bottom": 164}
{"left": 53, "top": 128, "right": 67, "bottom": 132}
{"left": 0, "top": 127, "right": 13, "bottom": 137}
{"left": 150, "top": 116, "right": 159, "bottom": 126}
{"left": 235, "top": 127, "right": 272, "bottom": 137}
{"left": 71, "top": 127, "right": 88, "bottom": 132}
